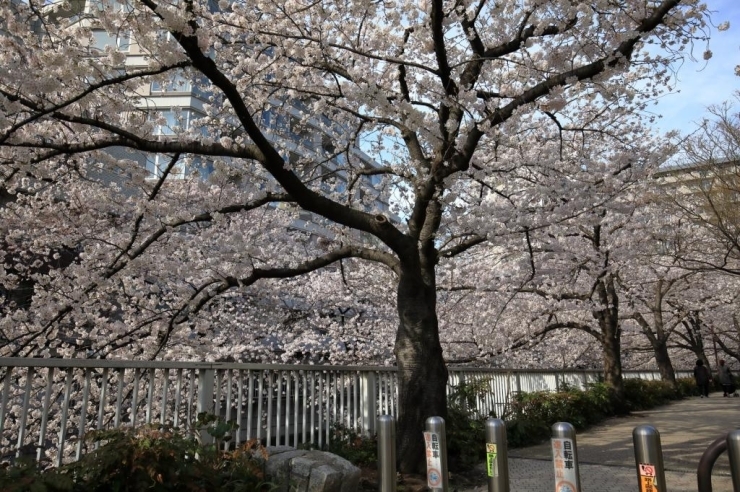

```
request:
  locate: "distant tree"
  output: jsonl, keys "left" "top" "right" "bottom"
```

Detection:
{"left": 661, "top": 95, "right": 740, "bottom": 275}
{"left": 510, "top": 164, "right": 656, "bottom": 409}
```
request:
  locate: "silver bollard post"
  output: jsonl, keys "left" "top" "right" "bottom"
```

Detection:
{"left": 424, "top": 416, "right": 449, "bottom": 492}
{"left": 633, "top": 425, "right": 667, "bottom": 492}
{"left": 726, "top": 430, "right": 740, "bottom": 492}
{"left": 552, "top": 422, "right": 581, "bottom": 492}
{"left": 485, "top": 418, "right": 510, "bottom": 492}
{"left": 377, "top": 415, "right": 397, "bottom": 492}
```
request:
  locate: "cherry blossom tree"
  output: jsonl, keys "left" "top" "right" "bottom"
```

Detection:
{"left": 701, "top": 291, "right": 740, "bottom": 367}
{"left": 508, "top": 196, "right": 642, "bottom": 406}
{"left": 622, "top": 264, "right": 702, "bottom": 385}
{"left": 672, "top": 311, "right": 714, "bottom": 368}
{"left": 618, "top": 211, "right": 740, "bottom": 376}
{"left": 0, "top": 0, "right": 710, "bottom": 470}
{"left": 659, "top": 95, "right": 740, "bottom": 275}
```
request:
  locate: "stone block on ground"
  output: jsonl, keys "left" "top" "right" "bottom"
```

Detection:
{"left": 264, "top": 446, "right": 360, "bottom": 492}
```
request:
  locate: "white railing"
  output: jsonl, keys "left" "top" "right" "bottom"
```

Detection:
{"left": 0, "top": 358, "right": 690, "bottom": 467}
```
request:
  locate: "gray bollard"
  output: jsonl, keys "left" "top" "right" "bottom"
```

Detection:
{"left": 633, "top": 425, "right": 666, "bottom": 492}
{"left": 485, "top": 418, "right": 510, "bottom": 492}
{"left": 424, "top": 416, "right": 449, "bottom": 492}
{"left": 551, "top": 422, "right": 581, "bottom": 492}
{"left": 726, "top": 430, "right": 740, "bottom": 492}
{"left": 378, "top": 415, "right": 397, "bottom": 492}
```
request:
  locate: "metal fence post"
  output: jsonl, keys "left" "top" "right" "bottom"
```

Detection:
{"left": 632, "top": 425, "right": 666, "bottom": 492}
{"left": 197, "top": 368, "right": 215, "bottom": 445}
{"left": 552, "top": 422, "right": 581, "bottom": 492}
{"left": 727, "top": 430, "right": 740, "bottom": 492}
{"left": 361, "top": 371, "right": 378, "bottom": 436}
{"left": 378, "top": 415, "right": 397, "bottom": 492}
{"left": 424, "top": 417, "right": 449, "bottom": 492}
{"left": 485, "top": 418, "right": 510, "bottom": 492}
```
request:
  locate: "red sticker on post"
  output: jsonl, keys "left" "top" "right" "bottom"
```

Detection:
{"left": 639, "top": 463, "right": 658, "bottom": 492}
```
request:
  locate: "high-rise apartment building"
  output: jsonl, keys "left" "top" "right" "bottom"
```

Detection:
{"left": 32, "top": 0, "right": 391, "bottom": 224}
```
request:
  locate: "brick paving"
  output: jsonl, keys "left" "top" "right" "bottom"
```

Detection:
{"left": 456, "top": 393, "right": 740, "bottom": 491}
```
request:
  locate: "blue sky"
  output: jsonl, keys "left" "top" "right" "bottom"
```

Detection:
{"left": 648, "top": 0, "right": 740, "bottom": 136}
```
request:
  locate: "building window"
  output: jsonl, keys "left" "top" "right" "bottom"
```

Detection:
{"left": 150, "top": 72, "right": 209, "bottom": 98}
{"left": 151, "top": 73, "right": 192, "bottom": 93}
{"left": 146, "top": 154, "right": 185, "bottom": 180}
{"left": 90, "top": 29, "right": 130, "bottom": 52}
{"left": 90, "top": 0, "right": 131, "bottom": 12}
{"left": 149, "top": 109, "right": 192, "bottom": 135}
{"left": 144, "top": 155, "right": 212, "bottom": 180}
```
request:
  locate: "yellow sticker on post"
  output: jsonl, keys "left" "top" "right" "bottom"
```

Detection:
{"left": 486, "top": 443, "right": 497, "bottom": 477}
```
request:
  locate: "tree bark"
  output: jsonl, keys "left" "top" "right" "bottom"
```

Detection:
{"left": 600, "top": 324, "right": 626, "bottom": 412}
{"left": 593, "top": 274, "right": 627, "bottom": 412}
{"left": 653, "top": 340, "right": 676, "bottom": 385}
{"left": 632, "top": 311, "right": 677, "bottom": 387}
{"left": 635, "top": 279, "right": 678, "bottom": 386}
{"left": 394, "top": 261, "right": 448, "bottom": 474}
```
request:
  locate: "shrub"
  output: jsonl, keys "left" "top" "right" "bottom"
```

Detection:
{"left": 676, "top": 377, "right": 701, "bottom": 397}
{"left": 0, "top": 458, "right": 74, "bottom": 492}
{"left": 445, "top": 378, "right": 495, "bottom": 472}
{"left": 322, "top": 422, "right": 377, "bottom": 468}
{"left": 0, "top": 413, "right": 270, "bottom": 492}
{"left": 624, "top": 379, "right": 687, "bottom": 410}
{"left": 582, "top": 382, "right": 618, "bottom": 420}
{"left": 505, "top": 377, "right": 696, "bottom": 448}
{"left": 445, "top": 403, "right": 488, "bottom": 472}
{"left": 505, "top": 388, "right": 601, "bottom": 447}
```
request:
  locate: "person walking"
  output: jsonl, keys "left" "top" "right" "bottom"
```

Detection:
{"left": 694, "top": 359, "right": 712, "bottom": 398}
{"left": 718, "top": 359, "right": 736, "bottom": 397}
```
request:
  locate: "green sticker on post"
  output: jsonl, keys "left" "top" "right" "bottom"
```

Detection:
{"left": 486, "top": 443, "right": 498, "bottom": 477}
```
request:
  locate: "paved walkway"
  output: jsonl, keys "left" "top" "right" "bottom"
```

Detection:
{"left": 456, "top": 393, "right": 740, "bottom": 491}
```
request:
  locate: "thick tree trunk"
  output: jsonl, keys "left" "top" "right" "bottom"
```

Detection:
{"left": 600, "top": 327, "right": 627, "bottom": 412}
{"left": 654, "top": 341, "right": 677, "bottom": 385}
{"left": 594, "top": 275, "right": 627, "bottom": 413}
{"left": 642, "top": 281, "right": 677, "bottom": 387}
{"left": 394, "top": 263, "right": 448, "bottom": 474}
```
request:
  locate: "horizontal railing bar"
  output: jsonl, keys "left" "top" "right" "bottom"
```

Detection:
{"left": 0, "top": 358, "right": 694, "bottom": 374}
{"left": 0, "top": 358, "right": 399, "bottom": 372}
{"left": 449, "top": 368, "right": 695, "bottom": 375}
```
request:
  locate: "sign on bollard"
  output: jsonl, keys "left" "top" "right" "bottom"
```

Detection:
{"left": 552, "top": 422, "right": 581, "bottom": 492}
{"left": 424, "top": 416, "right": 449, "bottom": 491}
{"left": 632, "top": 425, "right": 666, "bottom": 492}
{"left": 485, "top": 418, "right": 510, "bottom": 492}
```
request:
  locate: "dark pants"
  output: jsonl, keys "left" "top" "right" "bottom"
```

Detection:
{"left": 723, "top": 384, "right": 733, "bottom": 395}
{"left": 699, "top": 383, "right": 710, "bottom": 397}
